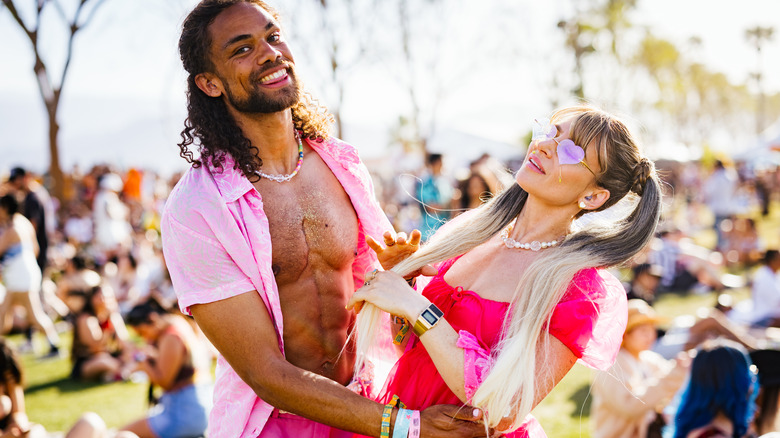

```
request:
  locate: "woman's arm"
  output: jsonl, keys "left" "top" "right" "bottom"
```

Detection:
{"left": 135, "top": 332, "right": 185, "bottom": 391}
{"left": 348, "top": 271, "right": 578, "bottom": 407}
{"left": 76, "top": 315, "right": 109, "bottom": 354}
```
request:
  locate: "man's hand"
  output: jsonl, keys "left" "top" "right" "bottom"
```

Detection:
{"left": 419, "top": 404, "right": 498, "bottom": 438}
{"left": 367, "top": 230, "right": 436, "bottom": 277}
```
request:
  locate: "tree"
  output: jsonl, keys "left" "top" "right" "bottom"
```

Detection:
{"left": 2, "top": 0, "right": 109, "bottom": 202}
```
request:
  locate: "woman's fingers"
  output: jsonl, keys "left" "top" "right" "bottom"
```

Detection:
{"left": 419, "top": 264, "right": 438, "bottom": 277}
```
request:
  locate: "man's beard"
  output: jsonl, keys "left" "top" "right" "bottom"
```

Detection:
{"left": 224, "top": 67, "right": 300, "bottom": 114}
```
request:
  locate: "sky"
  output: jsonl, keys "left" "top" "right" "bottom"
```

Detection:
{"left": 1, "top": 0, "right": 779, "bottom": 176}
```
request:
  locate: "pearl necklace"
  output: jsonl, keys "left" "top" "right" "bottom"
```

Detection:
{"left": 500, "top": 225, "right": 562, "bottom": 251}
{"left": 255, "top": 130, "right": 304, "bottom": 183}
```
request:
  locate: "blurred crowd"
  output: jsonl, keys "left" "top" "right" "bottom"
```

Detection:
{"left": 0, "top": 150, "right": 779, "bottom": 437}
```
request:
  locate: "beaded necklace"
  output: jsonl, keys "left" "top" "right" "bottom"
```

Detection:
{"left": 255, "top": 130, "right": 304, "bottom": 183}
{"left": 500, "top": 224, "right": 563, "bottom": 251}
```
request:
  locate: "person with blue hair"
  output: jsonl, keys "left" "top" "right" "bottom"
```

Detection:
{"left": 670, "top": 339, "right": 759, "bottom": 438}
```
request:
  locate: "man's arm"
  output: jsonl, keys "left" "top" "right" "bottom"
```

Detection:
{"left": 191, "top": 290, "right": 491, "bottom": 438}
{"left": 192, "top": 290, "right": 384, "bottom": 436}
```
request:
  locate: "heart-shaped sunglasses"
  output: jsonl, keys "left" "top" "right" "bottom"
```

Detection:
{"left": 532, "top": 119, "right": 596, "bottom": 176}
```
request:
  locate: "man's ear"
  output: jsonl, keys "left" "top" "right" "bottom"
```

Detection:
{"left": 195, "top": 73, "right": 223, "bottom": 98}
{"left": 581, "top": 188, "right": 610, "bottom": 211}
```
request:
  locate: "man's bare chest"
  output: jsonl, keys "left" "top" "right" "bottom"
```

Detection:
{"left": 256, "top": 171, "right": 359, "bottom": 283}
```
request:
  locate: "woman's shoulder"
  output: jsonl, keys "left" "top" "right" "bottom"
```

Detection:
{"left": 565, "top": 268, "right": 625, "bottom": 302}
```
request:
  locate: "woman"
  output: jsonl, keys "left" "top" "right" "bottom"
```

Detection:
{"left": 55, "top": 254, "right": 101, "bottom": 315}
{"left": 0, "top": 339, "right": 46, "bottom": 438}
{"left": 120, "top": 300, "right": 210, "bottom": 438}
{"left": 670, "top": 340, "right": 758, "bottom": 438}
{"left": 590, "top": 299, "right": 691, "bottom": 438}
{"left": 70, "top": 286, "right": 131, "bottom": 381}
{"left": 0, "top": 195, "right": 60, "bottom": 358}
{"left": 348, "top": 105, "right": 662, "bottom": 436}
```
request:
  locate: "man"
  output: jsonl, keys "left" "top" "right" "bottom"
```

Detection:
{"left": 415, "top": 153, "right": 453, "bottom": 241}
{"left": 161, "top": 2, "right": 487, "bottom": 437}
{"left": 8, "top": 167, "right": 50, "bottom": 273}
{"left": 702, "top": 160, "right": 737, "bottom": 251}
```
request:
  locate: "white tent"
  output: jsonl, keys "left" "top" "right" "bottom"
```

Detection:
{"left": 734, "top": 118, "right": 780, "bottom": 168}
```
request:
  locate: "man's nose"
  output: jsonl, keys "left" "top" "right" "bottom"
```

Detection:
{"left": 257, "top": 44, "right": 283, "bottom": 65}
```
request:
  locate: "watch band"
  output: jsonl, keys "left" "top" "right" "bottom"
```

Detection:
{"left": 412, "top": 303, "right": 444, "bottom": 337}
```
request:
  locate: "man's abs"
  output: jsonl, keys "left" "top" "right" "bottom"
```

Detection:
{"left": 255, "top": 153, "right": 361, "bottom": 385}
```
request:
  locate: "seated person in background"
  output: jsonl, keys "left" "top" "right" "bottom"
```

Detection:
{"left": 591, "top": 299, "right": 692, "bottom": 438}
{"left": 748, "top": 250, "right": 780, "bottom": 328}
{"left": 0, "top": 340, "right": 46, "bottom": 438}
{"left": 65, "top": 412, "right": 137, "bottom": 438}
{"left": 750, "top": 349, "right": 780, "bottom": 436}
{"left": 668, "top": 339, "right": 758, "bottom": 438}
{"left": 648, "top": 228, "right": 732, "bottom": 294}
{"left": 625, "top": 263, "right": 664, "bottom": 306}
{"left": 56, "top": 255, "right": 101, "bottom": 316}
{"left": 653, "top": 294, "right": 771, "bottom": 359}
{"left": 119, "top": 300, "right": 211, "bottom": 438}
{"left": 70, "top": 286, "right": 132, "bottom": 381}
{"left": 721, "top": 217, "right": 763, "bottom": 267}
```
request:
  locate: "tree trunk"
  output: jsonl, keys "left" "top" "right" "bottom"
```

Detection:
{"left": 47, "top": 111, "right": 65, "bottom": 202}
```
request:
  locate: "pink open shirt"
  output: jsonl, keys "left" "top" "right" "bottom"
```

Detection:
{"left": 161, "top": 137, "right": 392, "bottom": 438}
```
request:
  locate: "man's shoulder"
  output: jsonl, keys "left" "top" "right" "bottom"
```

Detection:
{"left": 163, "top": 166, "right": 221, "bottom": 221}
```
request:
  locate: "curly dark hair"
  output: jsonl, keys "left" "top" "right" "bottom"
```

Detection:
{"left": 177, "top": 0, "right": 334, "bottom": 178}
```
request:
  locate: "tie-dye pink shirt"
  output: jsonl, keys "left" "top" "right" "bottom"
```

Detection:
{"left": 161, "top": 137, "right": 392, "bottom": 438}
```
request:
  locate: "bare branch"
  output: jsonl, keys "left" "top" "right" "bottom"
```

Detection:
{"left": 2, "top": 0, "right": 35, "bottom": 39}
{"left": 58, "top": 0, "right": 108, "bottom": 94}
{"left": 79, "top": 0, "right": 109, "bottom": 27}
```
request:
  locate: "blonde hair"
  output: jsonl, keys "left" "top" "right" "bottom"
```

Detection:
{"left": 354, "top": 105, "right": 661, "bottom": 431}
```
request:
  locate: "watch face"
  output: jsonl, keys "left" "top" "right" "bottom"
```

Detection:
{"left": 422, "top": 310, "right": 438, "bottom": 324}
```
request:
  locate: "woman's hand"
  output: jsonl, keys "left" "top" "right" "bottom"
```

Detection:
{"left": 367, "top": 230, "right": 437, "bottom": 278}
{"left": 347, "top": 271, "right": 429, "bottom": 320}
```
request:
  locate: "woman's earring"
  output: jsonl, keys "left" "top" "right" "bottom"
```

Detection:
{"left": 579, "top": 201, "right": 587, "bottom": 209}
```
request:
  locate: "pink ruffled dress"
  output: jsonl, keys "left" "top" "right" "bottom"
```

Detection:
{"left": 377, "top": 256, "right": 627, "bottom": 437}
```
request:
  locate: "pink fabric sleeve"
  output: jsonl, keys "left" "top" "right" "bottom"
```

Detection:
{"left": 162, "top": 213, "right": 256, "bottom": 315}
{"left": 548, "top": 269, "right": 627, "bottom": 370}
{"left": 456, "top": 330, "right": 493, "bottom": 400}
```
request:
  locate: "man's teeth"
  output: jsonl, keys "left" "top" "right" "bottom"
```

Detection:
{"left": 260, "top": 70, "right": 286, "bottom": 83}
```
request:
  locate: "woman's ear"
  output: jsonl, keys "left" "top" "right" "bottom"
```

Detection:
{"left": 195, "top": 73, "right": 223, "bottom": 98}
{"left": 580, "top": 188, "right": 610, "bottom": 211}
